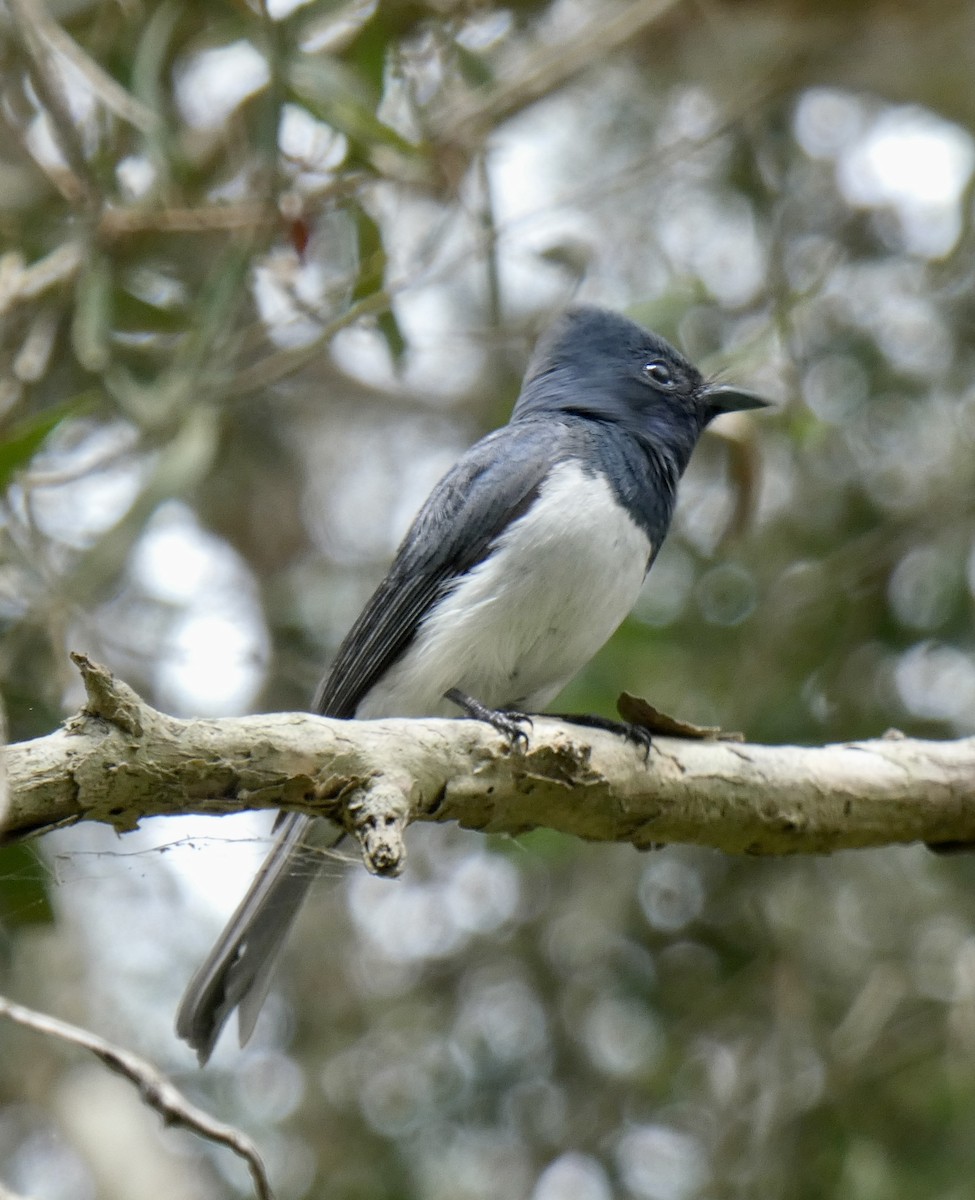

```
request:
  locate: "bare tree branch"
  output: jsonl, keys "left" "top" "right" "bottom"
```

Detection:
{"left": 0, "top": 994, "right": 274, "bottom": 1200}
{"left": 3, "top": 655, "right": 975, "bottom": 866}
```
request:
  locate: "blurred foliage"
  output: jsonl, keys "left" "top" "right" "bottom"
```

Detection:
{"left": 2, "top": 0, "right": 975, "bottom": 1198}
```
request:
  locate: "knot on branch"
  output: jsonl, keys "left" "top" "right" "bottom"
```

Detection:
{"left": 347, "top": 775, "right": 410, "bottom": 878}
{"left": 70, "top": 651, "right": 146, "bottom": 737}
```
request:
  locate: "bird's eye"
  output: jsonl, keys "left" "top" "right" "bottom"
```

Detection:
{"left": 642, "top": 360, "right": 673, "bottom": 387}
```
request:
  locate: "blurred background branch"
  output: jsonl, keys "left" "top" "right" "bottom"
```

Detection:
{"left": 0, "top": 994, "right": 273, "bottom": 1200}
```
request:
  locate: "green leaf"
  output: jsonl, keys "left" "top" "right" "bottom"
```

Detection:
{"left": 0, "top": 397, "right": 94, "bottom": 493}
{"left": 340, "top": 10, "right": 390, "bottom": 93}
{"left": 71, "top": 253, "right": 113, "bottom": 373}
{"left": 113, "top": 286, "right": 188, "bottom": 334}
{"left": 378, "top": 308, "right": 407, "bottom": 365}
{"left": 131, "top": 0, "right": 182, "bottom": 111}
{"left": 130, "top": 0, "right": 182, "bottom": 184}
{"left": 352, "top": 203, "right": 386, "bottom": 299}
{"left": 348, "top": 207, "right": 405, "bottom": 363}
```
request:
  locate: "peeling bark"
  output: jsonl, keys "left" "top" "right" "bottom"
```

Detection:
{"left": 3, "top": 655, "right": 975, "bottom": 865}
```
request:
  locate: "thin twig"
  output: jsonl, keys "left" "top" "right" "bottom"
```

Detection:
{"left": 8, "top": 0, "right": 158, "bottom": 134}
{"left": 0, "top": 995, "right": 275, "bottom": 1200}
{"left": 229, "top": 286, "right": 393, "bottom": 398}
{"left": 6, "top": 0, "right": 101, "bottom": 207}
{"left": 440, "top": 0, "right": 686, "bottom": 145}
{"left": 0, "top": 242, "right": 85, "bottom": 316}
{"left": 98, "top": 202, "right": 276, "bottom": 237}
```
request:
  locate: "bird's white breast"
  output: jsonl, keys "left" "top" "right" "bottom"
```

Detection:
{"left": 355, "top": 460, "right": 653, "bottom": 719}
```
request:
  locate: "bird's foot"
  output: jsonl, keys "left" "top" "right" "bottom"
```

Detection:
{"left": 556, "top": 712, "right": 653, "bottom": 761}
{"left": 445, "top": 688, "right": 533, "bottom": 750}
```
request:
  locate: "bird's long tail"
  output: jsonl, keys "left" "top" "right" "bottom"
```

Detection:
{"left": 175, "top": 813, "right": 345, "bottom": 1064}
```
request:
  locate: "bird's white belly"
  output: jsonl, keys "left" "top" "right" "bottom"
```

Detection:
{"left": 356, "top": 461, "right": 652, "bottom": 719}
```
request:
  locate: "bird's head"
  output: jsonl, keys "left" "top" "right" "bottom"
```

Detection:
{"left": 513, "top": 306, "right": 768, "bottom": 466}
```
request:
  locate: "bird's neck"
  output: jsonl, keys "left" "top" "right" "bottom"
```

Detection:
{"left": 640, "top": 434, "right": 684, "bottom": 496}
{"left": 625, "top": 435, "right": 684, "bottom": 544}
{"left": 577, "top": 422, "right": 685, "bottom": 546}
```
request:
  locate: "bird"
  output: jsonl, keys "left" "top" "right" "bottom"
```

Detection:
{"left": 176, "top": 304, "right": 769, "bottom": 1063}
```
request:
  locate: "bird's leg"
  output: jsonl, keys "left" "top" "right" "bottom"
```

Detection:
{"left": 444, "top": 688, "right": 533, "bottom": 750}
{"left": 552, "top": 712, "right": 653, "bottom": 760}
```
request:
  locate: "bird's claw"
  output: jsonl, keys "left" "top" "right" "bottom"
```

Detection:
{"left": 487, "top": 709, "right": 533, "bottom": 750}
{"left": 556, "top": 712, "right": 653, "bottom": 762}
{"left": 620, "top": 721, "right": 653, "bottom": 761}
{"left": 444, "top": 688, "right": 532, "bottom": 751}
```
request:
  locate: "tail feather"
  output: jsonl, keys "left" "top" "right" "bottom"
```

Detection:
{"left": 175, "top": 813, "right": 346, "bottom": 1064}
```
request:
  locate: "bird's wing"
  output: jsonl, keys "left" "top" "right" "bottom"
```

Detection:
{"left": 315, "top": 420, "right": 562, "bottom": 716}
{"left": 176, "top": 421, "right": 563, "bottom": 1064}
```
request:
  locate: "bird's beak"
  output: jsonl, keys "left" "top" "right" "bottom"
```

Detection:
{"left": 701, "top": 383, "right": 772, "bottom": 415}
